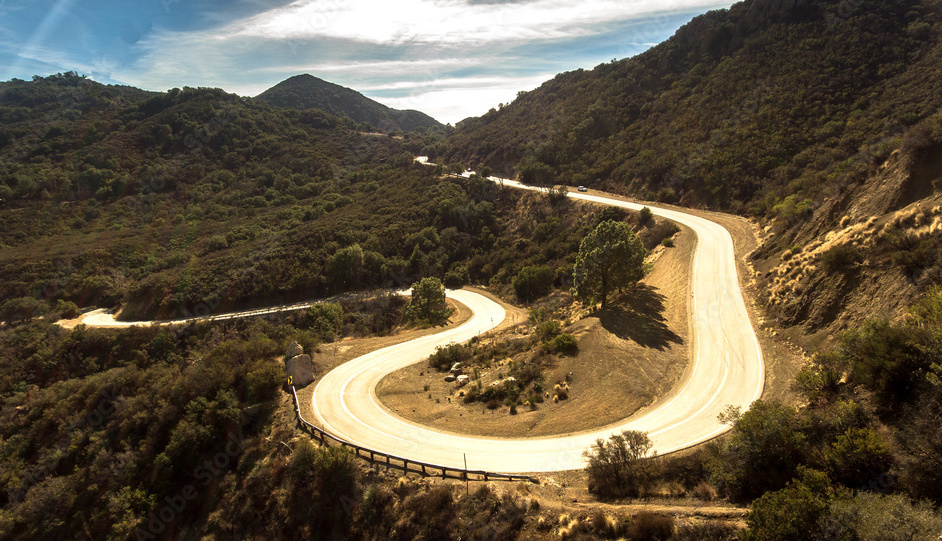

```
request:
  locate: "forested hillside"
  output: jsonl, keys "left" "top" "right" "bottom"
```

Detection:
{"left": 0, "top": 74, "right": 642, "bottom": 541}
{"left": 439, "top": 4, "right": 942, "bottom": 535}
{"left": 0, "top": 73, "right": 604, "bottom": 323}
{"left": 444, "top": 0, "right": 942, "bottom": 338}
{"left": 256, "top": 74, "right": 443, "bottom": 133}
{"left": 444, "top": 0, "right": 942, "bottom": 214}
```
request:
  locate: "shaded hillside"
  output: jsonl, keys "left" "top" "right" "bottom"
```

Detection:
{"left": 444, "top": 0, "right": 942, "bottom": 216}
{"left": 256, "top": 74, "right": 443, "bottom": 132}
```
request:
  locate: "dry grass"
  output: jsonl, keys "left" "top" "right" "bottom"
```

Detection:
{"left": 590, "top": 509, "right": 621, "bottom": 538}
{"left": 691, "top": 481, "right": 719, "bottom": 501}
{"left": 553, "top": 382, "right": 570, "bottom": 401}
{"left": 764, "top": 205, "right": 942, "bottom": 306}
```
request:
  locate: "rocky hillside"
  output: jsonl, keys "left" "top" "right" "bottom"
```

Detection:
{"left": 256, "top": 74, "right": 443, "bottom": 133}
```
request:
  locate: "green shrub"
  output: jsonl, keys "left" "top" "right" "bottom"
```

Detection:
{"left": 773, "top": 195, "right": 814, "bottom": 224}
{"left": 533, "top": 320, "right": 561, "bottom": 343}
{"left": 427, "top": 343, "right": 471, "bottom": 372}
{"left": 513, "top": 265, "right": 554, "bottom": 303}
{"left": 792, "top": 352, "right": 847, "bottom": 404}
{"left": 547, "top": 333, "right": 578, "bottom": 356}
{"left": 584, "top": 430, "right": 654, "bottom": 498}
{"left": 708, "top": 401, "right": 806, "bottom": 501}
{"left": 0, "top": 296, "right": 45, "bottom": 322}
{"left": 443, "top": 264, "right": 469, "bottom": 289}
{"left": 746, "top": 468, "right": 836, "bottom": 541}
{"left": 245, "top": 360, "right": 283, "bottom": 403}
{"left": 309, "top": 302, "right": 344, "bottom": 341}
{"left": 55, "top": 299, "right": 80, "bottom": 319}
{"left": 206, "top": 234, "right": 228, "bottom": 252}
{"left": 820, "top": 491, "right": 942, "bottom": 540}
{"left": 841, "top": 319, "right": 934, "bottom": 408}
{"left": 824, "top": 427, "right": 893, "bottom": 488}
{"left": 821, "top": 243, "right": 862, "bottom": 272}
{"left": 639, "top": 206, "right": 654, "bottom": 226}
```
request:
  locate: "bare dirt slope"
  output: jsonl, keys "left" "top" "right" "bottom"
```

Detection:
{"left": 375, "top": 224, "right": 695, "bottom": 438}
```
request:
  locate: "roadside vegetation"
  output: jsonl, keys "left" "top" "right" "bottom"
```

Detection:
{"left": 583, "top": 288, "right": 942, "bottom": 538}
{"left": 425, "top": 306, "right": 579, "bottom": 413}
{"left": 407, "top": 277, "right": 452, "bottom": 326}
{"left": 0, "top": 294, "right": 423, "bottom": 539}
{"left": 573, "top": 219, "right": 646, "bottom": 309}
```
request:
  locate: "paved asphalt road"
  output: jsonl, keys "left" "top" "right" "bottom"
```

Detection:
{"left": 312, "top": 176, "right": 764, "bottom": 473}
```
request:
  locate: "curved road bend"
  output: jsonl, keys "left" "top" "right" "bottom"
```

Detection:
{"left": 313, "top": 178, "right": 764, "bottom": 473}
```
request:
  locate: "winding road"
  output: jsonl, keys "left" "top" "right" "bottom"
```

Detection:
{"left": 311, "top": 176, "right": 764, "bottom": 473}
{"left": 73, "top": 172, "right": 764, "bottom": 473}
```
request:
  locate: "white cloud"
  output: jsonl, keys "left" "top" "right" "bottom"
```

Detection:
{"left": 377, "top": 75, "right": 548, "bottom": 124}
{"left": 259, "top": 57, "right": 481, "bottom": 75}
{"left": 110, "top": 0, "right": 734, "bottom": 121}
{"left": 359, "top": 76, "right": 517, "bottom": 92}
{"left": 229, "top": 0, "right": 729, "bottom": 47}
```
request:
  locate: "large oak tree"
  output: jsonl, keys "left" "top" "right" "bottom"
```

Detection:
{"left": 572, "top": 220, "right": 645, "bottom": 308}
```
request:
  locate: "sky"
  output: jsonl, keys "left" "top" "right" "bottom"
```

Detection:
{"left": 0, "top": 0, "right": 735, "bottom": 124}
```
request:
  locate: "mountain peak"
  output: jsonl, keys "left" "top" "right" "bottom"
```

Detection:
{"left": 256, "top": 74, "right": 442, "bottom": 132}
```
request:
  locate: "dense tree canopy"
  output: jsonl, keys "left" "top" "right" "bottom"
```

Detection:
{"left": 513, "top": 265, "right": 554, "bottom": 303}
{"left": 0, "top": 74, "right": 612, "bottom": 322}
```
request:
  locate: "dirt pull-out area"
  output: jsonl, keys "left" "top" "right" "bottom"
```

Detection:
{"left": 375, "top": 224, "right": 695, "bottom": 438}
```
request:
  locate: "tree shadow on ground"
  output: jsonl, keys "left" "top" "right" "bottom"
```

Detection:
{"left": 595, "top": 284, "right": 684, "bottom": 351}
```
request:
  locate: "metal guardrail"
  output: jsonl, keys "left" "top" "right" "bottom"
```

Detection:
{"left": 290, "top": 385, "right": 538, "bottom": 484}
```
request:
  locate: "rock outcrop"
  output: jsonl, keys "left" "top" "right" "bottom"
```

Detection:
{"left": 285, "top": 342, "right": 316, "bottom": 388}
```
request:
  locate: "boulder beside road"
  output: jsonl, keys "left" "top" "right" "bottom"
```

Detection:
{"left": 285, "top": 342, "right": 316, "bottom": 388}
{"left": 286, "top": 341, "right": 303, "bottom": 359}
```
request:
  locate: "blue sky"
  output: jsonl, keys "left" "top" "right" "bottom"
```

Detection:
{"left": 0, "top": 0, "right": 734, "bottom": 123}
